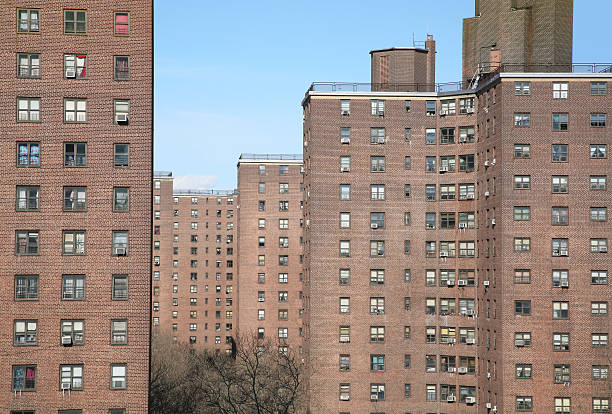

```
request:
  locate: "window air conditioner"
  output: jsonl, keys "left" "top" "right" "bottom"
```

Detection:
{"left": 466, "top": 337, "right": 475, "bottom": 344}
{"left": 439, "top": 166, "right": 448, "bottom": 173}
{"left": 466, "top": 309, "right": 475, "bottom": 316}
{"left": 447, "top": 367, "right": 456, "bottom": 373}
{"left": 370, "top": 223, "right": 379, "bottom": 229}
{"left": 458, "top": 367, "right": 468, "bottom": 374}
{"left": 458, "top": 279, "right": 468, "bottom": 286}
{"left": 340, "top": 137, "right": 350, "bottom": 144}
{"left": 459, "top": 223, "right": 467, "bottom": 229}
{"left": 114, "top": 247, "right": 127, "bottom": 256}
{"left": 341, "top": 110, "right": 350, "bottom": 116}
{"left": 61, "top": 335, "right": 73, "bottom": 346}
{"left": 115, "top": 113, "right": 128, "bottom": 123}
{"left": 377, "top": 110, "right": 384, "bottom": 116}
{"left": 515, "top": 339, "right": 525, "bottom": 347}
{"left": 560, "top": 249, "right": 568, "bottom": 256}
{"left": 440, "top": 252, "right": 448, "bottom": 258}
{"left": 600, "top": 246, "right": 608, "bottom": 253}
{"left": 466, "top": 107, "right": 475, "bottom": 114}
{"left": 491, "top": 218, "right": 496, "bottom": 225}
{"left": 447, "top": 395, "right": 456, "bottom": 402}
{"left": 492, "top": 406, "right": 497, "bottom": 412}
{"left": 426, "top": 224, "right": 435, "bottom": 229}
{"left": 440, "top": 110, "right": 448, "bottom": 116}
{"left": 340, "top": 166, "right": 350, "bottom": 172}
{"left": 61, "top": 382, "right": 71, "bottom": 390}
{"left": 487, "top": 372, "right": 491, "bottom": 379}
{"left": 370, "top": 395, "right": 378, "bottom": 401}
{"left": 560, "top": 280, "right": 569, "bottom": 288}
{"left": 484, "top": 160, "right": 490, "bottom": 167}
{"left": 340, "top": 395, "right": 349, "bottom": 401}
{"left": 486, "top": 402, "right": 492, "bottom": 409}
{"left": 447, "top": 279, "right": 455, "bottom": 286}
{"left": 491, "top": 158, "right": 496, "bottom": 165}
{"left": 65, "top": 69, "right": 76, "bottom": 78}
{"left": 466, "top": 194, "right": 475, "bottom": 200}
{"left": 483, "top": 280, "right": 490, "bottom": 287}
{"left": 466, "top": 396, "right": 476, "bottom": 404}
{"left": 553, "top": 249, "right": 560, "bottom": 256}
{"left": 459, "top": 137, "right": 467, "bottom": 143}
{"left": 376, "top": 137, "right": 385, "bottom": 144}
{"left": 484, "top": 191, "right": 490, "bottom": 197}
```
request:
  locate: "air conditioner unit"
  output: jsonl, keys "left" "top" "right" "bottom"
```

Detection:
{"left": 447, "top": 337, "right": 456, "bottom": 344}
{"left": 341, "top": 110, "right": 350, "bottom": 116}
{"left": 466, "top": 337, "right": 475, "bottom": 344}
{"left": 560, "top": 280, "right": 569, "bottom": 288}
{"left": 376, "top": 137, "right": 385, "bottom": 144}
{"left": 553, "top": 249, "right": 560, "bottom": 256}
{"left": 377, "top": 110, "right": 384, "bottom": 116}
{"left": 487, "top": 372, "right": 491, "bottom": 379}
{"left": 515, "top": 339, "right": 525, "bottom": 347}
{"left": 491, "top": 158, "right": 496, "bottom": 165}
{"left": 466, "top": 194, "right": 475, "bottom": 200}
{"left": 426, "top": 224, "right": 435, "bottom": 229}
{"left": 483, "top": 107, "right": 489, "bottom": 113}
{"left": 459, "top": 137, "right": 467, "bottom": 143}
{"left": 600, "top": 246, "right": 608, "bottom": 253}
{"left": 492, "top": 406, "right": 498, "bottom": 412}
{"left": 466, "top": 107, "right": 475, "bottom": 114}
{"left": 560, "top": 249, "right": 568, "bottom": 256}
{"left": 258, "top": 298, "right": 264, "bottom": 302}
{"left": 340, "top": 137, "right": 350, "bottom": 144}
{"left": 61, "top": 382, "right": 71, "bottom": 390}
{"left": 114, "top": 247, "right": 127, "bottom": 256}
{"left": 448, "top": 367, "right": 456, "bottom": 373}
{"left": 484, "top": 160, "right": 490, "bottom": 167}
{"left": 458, "top": 367, "right": 468, "bottom": 374}
{"left": 370, "top": 223, "right": 379, "bottom": 229}
{"left": 440, "top": 252, "right": 448, "bottom": 257}
{"left": 491, "top": 218, "right": 496, "bottom": 225}
{"left": 466, "top": 309, "right": 475, "bottom": 316}
{"left": 459, "top": 223, "right": 467, "bottom": 229}
{"left": 466, "top": 396, "right": 476, "bottom": 404}
{"left": 447, "top": 395, "right": 456, "bottom": 402}
{"left": 370, "top": 395, "right": 378, "bottom": 401}
{"left": 486, "top": 402, "right": 492, "bottom": 409}
{"left": 340, "top": 395, "right": 349, "bottom": 401}
{"left": 483, "top": 280, "right": 490, "bottom": 287}
{"left": 484, "top": 191, "right": 490, "bottom": 197}
{"left": 61, "top": 335, "right": 73, "bottom": 346}
{"left": 115, "top": 113, "right": 128, "bottom": 123}
{"left": 65, "top": 69, "right": 76, "bottom": 78}
{"left": 458, "top": 279, "right": 468, "bottom": 286}
{"left": 439, "top": 166, "right": 448, "bottom": 173}
{"left": 440, "top": 110, "right": 448, "bottom": 116}
{"left": 447, "top": 279, "right": 455, "bottom": 286}
{"left": 340, "top": 166, "right": 350, "bottom": 172}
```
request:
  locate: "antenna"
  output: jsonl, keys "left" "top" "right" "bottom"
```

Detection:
{"left": 412, "top": 32, "right": 415, "bottom": 47}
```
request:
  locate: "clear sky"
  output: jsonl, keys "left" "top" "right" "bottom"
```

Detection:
{"left": 154, "top": 0, "right": 612, "bottom": 190}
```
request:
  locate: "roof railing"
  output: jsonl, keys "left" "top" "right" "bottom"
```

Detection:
{"left": 239, "top": 154, "right": 302, "bottom": 161}
{"left": 153, "top": 171, "right": 172, "bottom": 177}
{"left": 173, "top": 189, "right": 238, "bottom": 196}
{"left": 309, "top": 81, "right": 470, "bottom": 93}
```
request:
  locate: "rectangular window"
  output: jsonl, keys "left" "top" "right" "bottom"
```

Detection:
{"left": 593, "top": 398, "right": 610, "bottom": 412}
{"left": 553, "top": 302, "right": 569, "bottom": 319}
{"left": 64, "top": 142, "right": 87, "bottom": 167}
{"left": 17, "top": 142, "right": 40, "bottom": 166}
{"left": 370, "top": 212, "right": 385, "bottom": 229}
{"left": 516, "top": 396, "right": 533, "bottom": 411}
{"left": 515, "top": 300, "right": 531, "bottom": 316}
{"left": 370, "top": 240, "right": 385, "bottom": 257}
{"left": 17, "top": 98, "right": 40, "bottom": 122}
{"left": 514, "top": 237, "right": 530, "bottom": 252}
{"left": 17, "top": 9, "right": 40, "bottom": 32}
{"left": 440, "top": 128, "right": 455, "bottom": 144}
{"left": 14, "top": 320, "right": 37, "bottom": 346}
{"left": 114, "top": 143, "right": 129, "bottom": 167}
{"left": 64, "top": 98, "right": 87, "bottom": 123}
{"left": 64, "top": 54, "right": 86, "bottom": 79}
{"left": 515, "top": 332, "right": 531, "bottom": 347}
{"left": 426, "top": 100, "right": 436, "bottom": 116}
{"left": 340, "top": 99, "right": 350, "bottom": 115}
{"left": 114, "top": 56, "right": 130, "bottom": 80}
{"left": 553, "top": 82, "right": 568, "bottom": 99}
{"left": 339, "top": 269, "right": 350, "bottom": 285}
{"left": 110, "top": 364, "right": 126, "bottom": 389}
{"left": 112, "top": 275, "right": 128, "bottom": 300}
{"left": 591, "top": 81, "right": 607, "bottom": 96}
{"left": 552, "top": 207, "right": 569, "bottom": 225}
{"left": 592, "top": 333, "right": 608, "bottom": 347}
{"left": 114, "top": 100, "right": 130, "bottom": 124}
{"left": 514, "top": 113, "right": 530, "bottom": 127}
{"left": 370, "top": 326, "right": 385, "bottom": 342}
{"left": 591, "top": 302, "right": 608, "bottom": 316}
{"left": 514, "top": 144, "right": 530, "bottom": 158}
{"left": 62, "top": 275, "right": 85, "bottom": 300}
{"left": 16, "top": 186, "right": 39, "bottom": 211}
{"left": 591, "top": 175, "right": 607, "bottom": 190}
{"left": 339, "top": 326, "right": 350, "bottom": 343}
{"left": 591, "top": 113, "right": 607, "bottom": 127}
{"left": 514, "top": 206, "right": 531, "bottom": 221}
{"left": 458, "top": 125, "right": 475, "bottom": 143}
{"left": 370, "top": 128, "right": 385, "bottom": 144}
{"left": 440, "top": 99, "right": 456, "bottom": 115}
{"left": 458, "top": 154, "right": 474, "bottom": 172}
{"left": 111, "top": 320, "right": 127, "bottom": 344}
{"left": 370, "top": 100, "right": 385, "bottom": 116}
{"left": 370, "top": 184, "right": 385, "bottom": 200}
{"left": 60, "top": 365, "right": 83, "bottom": 390}
{"left": 459, "top": 97, "right": 474, "bottom": 114}
{"left": 514, "top": 175, "right": 531, "bottom": 189}
{"left": 339, "top": 384, "right": 350, "bottom": 401}
{"left": 15, "top": 275, "right": 38, "bottom": 300}
{"left": 552, "top": 238, "right": 569, "bottom": 256}
{"left": 425, "top": 128, "right": 436, "bottom": 144}
{"left": 370, "top": 383, "right": 385, "bottom": 401}
{"left": 552, "top": 270, "right": 569, "bottom": 287}
{"left": 64, "top": 10, "right": 87, "bottom": 34}
{"left": 64, "top": 187, "right": 86, "bottom": 211}
{"left": 339, "top": 241, "right": 350, "bottom": 257}
{"left": 552, "top": 113, "right": 568, "bottom": 131}
{"left": 405, "top": 128, "right": 411, "bottom": 141}
{"left": 555, "top": 398, "right": 571, "bottom": 414}
{"left": 370, "top": 156, "right": 385, "bottom": 172}
{"left": 591, "top": 207, "right": 607, "bottom": 221}
{"left": 17, "top": 53, "right": 40, "bottom": 78}
{"left": 12, "top": 366, "right": 36, "bottom": 391}
{"left": 62, "top": 231, "right": 86, "bottom": 255}
{"left": 15, "top": 231, "right": 39, "bottom": 255}
{"left": 62, "top": 320, "right": 84, "bottom": 345}
{"left": 113, "top": 187, "right": 129, "bottom": 212}
{"left": 552, "top": 176, "right": 568, "bottom": 193}
{"left": 515, "top": 81, "right": 531, "bottom": 95}
{"left": 370, "top": 354, "right": 385, "bottom": 371}
{"left": 593, "top": 366, "right": 609, "bottom": 380}
{"left": 552, "top": 144, "right": 568, "bottom": 162}
{"left": 114, "top": 11, "right": 129, "bottom": 35}
{"left": 591, "top": 238, "right": 608, "bottom": 253}
{"left": 591, "top": 144, "right": 607, "bottom": 159}
{"left": 340, "top": 184, "right": 350, "bottom": 200}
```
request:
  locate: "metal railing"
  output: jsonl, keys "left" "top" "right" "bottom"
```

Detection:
{"left": 239, "top": 153, "right": 302, "bottom": 161}
{"left": 173, "top": 189, "right": 237, "bottom": 196}
{"left": 309, "top": 81, "right": 471, "bottom": 93}
{"left": 154, "top": 170, "right": 172, "bottom": 177}
{"left": 478, "top": 62, "right": 612, "bottom": 74}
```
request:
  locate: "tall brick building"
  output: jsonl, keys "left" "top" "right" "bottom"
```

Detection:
{"left": 0, "top": 2, "right": 152, "bottom": 413}
{"left": 462, "top": 0, "right": 573, "bottom": 80}
{"left": 303, "top": 14, "right": 610, "bottom": 414}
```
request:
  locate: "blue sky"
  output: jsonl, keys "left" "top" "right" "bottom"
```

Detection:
{"left": 154, "top": 1, "right": 612, "bottom": 190}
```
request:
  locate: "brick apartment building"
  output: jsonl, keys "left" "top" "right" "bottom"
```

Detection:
{"left": 236, "top": 154, "right": 304, "bottom": 352}
{"left": 302, "top": 19, "right": 610, "bottom": 414}
{"left": 0, "top": 2, "right": 152, "bottom": 413}
{"left": 152, "top": 173, "right": 237, "bottom": 354}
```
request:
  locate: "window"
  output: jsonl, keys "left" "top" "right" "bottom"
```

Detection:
{"left": 370, "top": 354, "right": 385, "bottom": 371}
{"left": 114, "top": 56, "right": 130, "bottom": 80}
{"left": 370, "top": 212, "right": 384, "bottom": 228}
{"left": 459, "top": 125, "right": 475, "bottom": 143}
{"left": 514, "top": 113, "right": 530, "bottom": 127}
{"left": 60, "top": 365, "right": 83, "bottom": 390}
{"left": 515, "top": 81, "right": 531, "bottom": 95}
{"left": 552, "top": 113, "right": 568, "bottom": 131}
{"left": 405, "top": 128, "right": 411, "bottom": 141}
{"left": 591, "top": 144, "right": 607, "bottom": 159}
{"left": 591, "top": 81, "right": 607, "bottom": 96}
{"left": 405, "top": 100, "right": 411, "bottom": 112}
{"left": 552, "top": 176, "right": 568, "bottom": 193}
{"left": 278, "top": 328, "right": 288, "bottom": 339}
{"left": 114, "top": 100, "right": 130, "bottom": 124}
{"left": 591, "top": 238, "right": 608, "bottom": 253}
{"left": 425, "top": 156, "right": 436, "bottom": 172}
{"left": 64, "top": 54, "right": 86, "bottom": 79}
{"left": 440, "top": 99, "right": 456, "bottom": 115}
{"left": 110, "top": 410, "right": 126, "bottom": 414}
{"left": 339, "top": 269, "right": 350, "bottom": 285}
{"left": 552, "top": 207, "right": 569, "bottom": 225}
{"left": 62, "top": 275, "right": 85, "bottom": 300}
{"left": 63, "top": 187, "right": 86, "bottom": 211}
{"left": 552, "top": 144, "right": 568, "bottom": 162}
{"left": 426, "top": 184, "right": 436, "bottom": 200}
{"left": 340, "top": 212, "right": 350, "bottom": 228}
{"left": 591, "top": 113, "right": 607, "bottom": 127}
{"left": 440, "top": 128, "right": 455, "bottom": 144}
{"left": 459, "top": 97, "right": 475, "bottom": 114}
{"left": 16, "top": 231, "right": 39, "bottom": 255}
{"left": 439, "top": 155, "right": 455, "bottom": 172}
{"left": 553, "top": 302, "right": 569, "bottom": 319}
{"left": 440, "top": 184, "right": 456, "bottom": 200}
{"left": 113, "top": 187, "right": 129, "bottom": 212}
{"left": 370, "top": 156, "right": 385, "bottom": 172}
{"left": 592, "top": 333, "right": 608, "bottom": 347}
{"left": 514, "top": 175, "right": 531, "bottom": 189}
{"left": 370, "top": 297, "right": 385, "bottom": 314}
{"left": 515, "top": 300, "right": 531, "bottom": 316}
{"left": 458, "top": 154, "right": 474, "bottom": 172}
{"left": 426, "top": 100, "right": 436, "bottom": 116}
{"left": 458, "top": 241, "right": 475, "bottom": 257}
{"left": 279, "top": 255, "right": 288, "bottom": 266}
{"left": 591, "top": 207, "right": 607, "bottom": 221}
{"left": 591, "top": 176, "right": 607, "bottom": 190}
{"left": 65, "top": 10, "right": 87, "bottom": 34}
{"left": 339, "top": 326, "right": 350, "bottom": 343}
{"left": 514, "top": 144, "right": 530, "bottom": 158}
{"left": 15, "top": 275, "right": 38, "bottom": 300}
{"left": 340, "top": 184, "right": 350, "bottom": 200}
{"left": 592, "top": 302, "right": 608, "bottom": 316}
{"left": 371, "top": 100, "right": 385, "bottom": 116}
{"left": 339, "top": 384, "right": 350, "bottom": 401}
{"left": 339, "top": 354, "right": 350, "bottom": 371}
{"left": 425, "top": 128, "right": 436, "bottom": 144}
{"left": 14, "top": 320, "right": 37, "bottom": 346}
{"left": 370, "top": 384, "right": 385, "bottom": 401}
{"left": 516, "top": 396, "right": 533, "bottom": 411}
{"left": 515, "top": 332, "right": 531, "bottom": 347}
{"left": 114, "top": 12, "right": 129, "bottom": 35}
{"left": 553, "top": 82, "right": 568, "bottom": 99}
{"left": 278, "top": 291, "right": 288, "bottom": 302}
{"left": 340, "top": 99, "right": 350, "bottom": 115}
{"left": 112, "top": 275, "right": 128, "bottom": 300}
{"left": 279, "top": 200, "right": 289, "bottom": 211}
{"left": 17, "top": 9, "right": 40, "bottom": 32}
{"left": 112, "top": 231, "right": 128, "bottom": 256}
{"left": 279, "top": 219, "right": 288, "bottom": 229}
{"left": 370, "top": 128, "right": 385, "bottom": 144}
{"left": 593, "top": 398, "right": 610, "bottom": 412}
{"left": 555, "top": 398, "right": 571, "bottom": 414}
{"left": 552, "top": 238, "right": 569, "bottom": 256}
{"left": 404, "top": 156, "right": 411, "bottom": 169}
{"left": 110, "top": 364, "right": 126, "bottom": 389}
{"left": 339, "top": 241, "right": 350, "bottom": 257}
{"left": 115, "top": 144, "right": 130, "bottom": 167}
{"left": 17, "top": 142, "right": 40, "bottom": 166}
{"left": 404, "top": 326, "right": 411, "bottom": 339}
{"left": 12, "top": 366, "right": 36, "bottom": 391}
{"left": 61, "top": 320, "right": 84, "bottom": 345}
{"left": 64, "top": 98, "right": 87, "bottom": 123}
{"left": 279, "top": 165, "right": 289, "bottom": 175}
{"left": 370, "top": 326, "right": 385, "bottom": 342}
{"left": 340, "top": 127, "right": 350, "bottom": 144}
{"left": 514, "top": 238, "right": 530, "bottom": 252}
{"left": 554, "top": 364, "right": 570, "bottom": 384}
{"left": 370, "top": 241, "right": 384, "bottom": 257}
{"left": 552, "top": 270, "right": 569, "bottom": 287}
{"left": 16, "top": 186, "right": 39, "bottom": 211}
{"left": 17, "top": 53, "right": 40, "bottom": 78}
{"left": 17, "top": 98, "right": 40, "bottom": 122}
{"left": 593, "top": 365, "right": 609, "bottom": 380}
{"left": 514, "top": 207, "right": 531, "bottom": 221}
{"left": 426, "top": 384, "right": 437, "bottom": 401}
{"left": 370, "top": 184, "right": 385, "bottom": 200}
